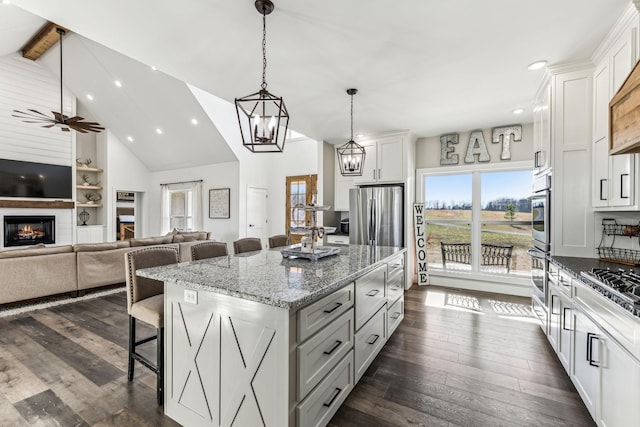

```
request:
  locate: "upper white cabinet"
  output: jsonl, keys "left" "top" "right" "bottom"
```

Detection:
{"left": 334, "top": 174, "right": 354, "bottom": 211}
{"left": 591, "top": 10, "right": 639, "bottom": 209}
{"left": 353, "top": 136, "right": 404, "bottom": 185}
{"left": 533, "top": 83, "right": 551, "bottom": 174}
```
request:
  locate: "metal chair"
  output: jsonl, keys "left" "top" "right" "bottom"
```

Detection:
{"left": 190, "top": 241, "right": 228, "bottom": 260}
{"left": 125, "top": 245, "right": 179, "bottom": 405}
{"left": 232, "top": 237, "right": 262, "bottom": 254}
{"left": 268, "top": 234, "right": 290, "bottom": 248}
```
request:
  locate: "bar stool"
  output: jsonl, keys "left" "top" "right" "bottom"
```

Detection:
{"left": 190, "top": 241, "right": 228, "bottom": 260}
{"left": 232, "top": 238, "right": 262, "bottom": 254}
{"left": 268, "top": 234, "right": 290, "bottom": 248}
{"left": 125, "top": 245, "right": 179, "bottom": 405}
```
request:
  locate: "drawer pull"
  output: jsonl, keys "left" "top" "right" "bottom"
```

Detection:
{"left": 390, "top": 311, "right": 401, "bottom": 320}
{"left": 323, "top": 340, "right": 342, "bottom": 355}
{"left": 323, "top": 387, "right": 342, "bottom": 407}
{"left": 366, "top": 289, "right": 380, "bottom": 297}
{"left": 323, "top": 302, "right": 343, "bottom": 314}
{"left": 367, "top": 334, "right": 380, "bottom": 345}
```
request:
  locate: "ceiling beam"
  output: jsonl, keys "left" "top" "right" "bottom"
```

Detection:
{"left": 21, "top": 21, "right": 69, "bottom": 61}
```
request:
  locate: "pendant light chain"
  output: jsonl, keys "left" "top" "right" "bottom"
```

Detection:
{"left": 261, "top": 10, "right": 268, "bottom": 90}
{"left": 350, "top": 92, "right": 354, "bottom": 141}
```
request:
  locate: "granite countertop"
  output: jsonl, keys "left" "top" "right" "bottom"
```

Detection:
{"left": 550, "top": 256, "right": 631, "bottom": 278}
{"left": 137, "top": 244, "right": 405, "bottom": 310}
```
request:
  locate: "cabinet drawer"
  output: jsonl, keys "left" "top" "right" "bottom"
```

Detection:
{"left": 355, "top": 265, "right": 386, "bottom": 330}
{"left": 355, "top": 305, "right": 386, "bottom": 381}
{"left": 326, "top": 235, "right": 349, "bottom": 245}
{"left": 297, "top": 350, "right": 354, "bottom": 427}
{"left": 298, "top": 308, "right": 354, "bottom": 399}
{"left": 387, "top": 268, "right": 404, "bottom": 305}
{"left": 298, "top": 283, "right": 354, "bottom": 342}
{"left": 387, "top": 296, "right": 404, "bottom": 337}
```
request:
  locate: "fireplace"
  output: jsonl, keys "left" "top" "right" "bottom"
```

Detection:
{"left": 4, "top": 215, "right": 55, "bottom": 247}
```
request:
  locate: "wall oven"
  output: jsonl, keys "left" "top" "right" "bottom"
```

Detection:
{"left": 528, "top": 173, "right": 551, "bottom": 331}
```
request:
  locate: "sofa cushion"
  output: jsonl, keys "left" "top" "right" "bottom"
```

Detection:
{"left": 73, "top": 242, "right": 120, "bottom": 252}
{"left": 0, "top": 245, "right": 73, "bottom": 259}
{"left": 172, "top": 234, "right": 185, "bottom": 243}
{"left": 130, "top": 236, "right": 173, "bottom": 247}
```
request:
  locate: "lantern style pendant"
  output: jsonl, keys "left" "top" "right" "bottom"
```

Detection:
{"left": 235, "top": 0, "right": 289, "bottom": 153}
{"left": 337, "top": 89, "right": 366, "bottom": 176}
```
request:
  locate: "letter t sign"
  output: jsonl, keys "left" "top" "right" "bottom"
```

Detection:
{"left": 492, "top": 125, "right": 522, "bottom": 160}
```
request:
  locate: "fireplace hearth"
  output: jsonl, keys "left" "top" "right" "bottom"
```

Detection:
{"left": 4, "top": 215, "right": 55, "bottom": 247}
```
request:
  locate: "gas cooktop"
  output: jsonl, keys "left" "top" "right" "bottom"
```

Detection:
{"left": 580, "top": 268, "right": 640, "bottom": 316}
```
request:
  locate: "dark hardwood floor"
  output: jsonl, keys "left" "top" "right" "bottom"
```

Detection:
{"left": 0, "top": 285, "right": 593, "bottom": 427}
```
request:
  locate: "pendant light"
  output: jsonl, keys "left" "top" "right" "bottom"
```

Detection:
{"left": 337, "top": 88, "right": 366, "bottom": 176}
{"left": 235, "top": 0, "right": 289, "bottom": 153}
{"left": 13, "top": 28, "right": 104, "bottom": 133}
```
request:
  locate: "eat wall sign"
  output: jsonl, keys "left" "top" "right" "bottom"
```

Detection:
{"left": 440, "top": 125, "right": 522, "bottom": 165}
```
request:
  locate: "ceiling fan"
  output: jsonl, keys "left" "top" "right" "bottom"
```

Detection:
{"left": 12, "top": 27, "right": 104, "bottom": 133}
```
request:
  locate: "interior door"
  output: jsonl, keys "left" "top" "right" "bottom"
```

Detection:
{"left": 246, "top": 187, "right": 268, "bottom": 245}
{"left": 285, "top": 175, "right": 317, "bottom": 244}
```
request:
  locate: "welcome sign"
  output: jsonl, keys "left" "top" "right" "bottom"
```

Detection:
{"left": 414, "top": 203, "right": 429, "bottom": 286}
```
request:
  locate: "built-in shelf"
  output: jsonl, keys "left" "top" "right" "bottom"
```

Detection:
{"left": 76, "top": 185, "right": 103, "bottom": 190}
{"left": 76, "top": 203, "right": 103, "bottom": 208}
{"left": 76, "top": 166, "right": 104, "bottom": 173}
{"left": 0, "top": 200, "right": 75, "bottom": 209}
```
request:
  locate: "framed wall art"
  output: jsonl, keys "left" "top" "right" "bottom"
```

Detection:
{"left": 209, "top": 188, "right": 230, "bottom": 219}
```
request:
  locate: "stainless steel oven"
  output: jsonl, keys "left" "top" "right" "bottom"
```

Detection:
{"left": 531, "top": 173, "right": 551, "bottom": 252}
{"left": 528, "top": 172, "right": 551, "bottom": 332}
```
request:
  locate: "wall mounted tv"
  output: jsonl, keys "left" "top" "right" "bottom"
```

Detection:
{"left": 0, "top": 159, "right": 72, "bottom": 199}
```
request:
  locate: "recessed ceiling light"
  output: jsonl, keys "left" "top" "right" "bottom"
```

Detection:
{"left": 527, "top": 60, "right": 548, "bottom": 71}
{"left": 150, "top": 66, "right": 157, "bottom": 71}
{"left": 156, "top": 128, "right": 163, "bottom": 135}
{"left": 86, "top": 94, "right": 94, "bottom": 101}
{"left": 356, "top": 133, "right": 364, "bottom": 138}
{"left": 513, "top": 108, "right": 525, "bottom": 115}
{"left": 191, "top": 118, "right": 198, "bottom": 125}
{"left": 127, "top": 136, "right": 134, "bottom": 142}
{"left": 2, "top": 0, "right": 11, "bottom": 5}
{"left": 114, "top": 80, "right": 122, "bottom": 88}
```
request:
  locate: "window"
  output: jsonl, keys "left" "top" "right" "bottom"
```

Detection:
{"left": 285, "top": 175, "right": 317, "bottom": 243}
{"left": 421, "top": 165, "right": 531, "bottom": 276}
{"left": 160, "top": 181, "right": 203, "bottom": 233}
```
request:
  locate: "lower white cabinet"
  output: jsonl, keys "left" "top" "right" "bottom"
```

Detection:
{"left": 354, "top": 305, "right": 386, "bottom": 381}
{"left": 571, "top": 309, "right": 600, "bottom": 419}
{"left": 297, "top": 350, "right": 355, "bottom": 427}
{"left": 76, "top": 225, "right": 104, "bottom": 243}
{"left": 326, "top": 235, "right": 349, "bottom": 246}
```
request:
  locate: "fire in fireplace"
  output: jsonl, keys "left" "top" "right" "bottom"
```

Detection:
{"left": 3, "top": 216, "right": 55, "bottom": 247}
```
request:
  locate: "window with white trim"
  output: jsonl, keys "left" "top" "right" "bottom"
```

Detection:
{"left": 419, "top": 163, "right": 532, "bottom": 276}
{"left": 160, "top": 181, "right": 203, "bottom": 234}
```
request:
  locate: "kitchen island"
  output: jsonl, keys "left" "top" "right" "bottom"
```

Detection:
{"left": 137, "top": 244, "right": 406, "bottom": 427}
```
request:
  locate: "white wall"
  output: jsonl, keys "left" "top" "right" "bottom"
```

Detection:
{"left": 415, "top": 123, "right": 534, "bottom": 168}
{"left": 100, "top": 130, "right": 152, "bottom": 240}
{"left": 148, "top": 161, "right": 240, "bottom": 247}
{"left": 189, "top": 84, "right": 318, "bottom": 241}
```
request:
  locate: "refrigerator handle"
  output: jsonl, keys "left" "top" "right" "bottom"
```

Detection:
{"left": 367, "top": 197, "right": 373, "bottom": 244}
{"left": 371, "top": 198, "right": 377, "bottom": 245}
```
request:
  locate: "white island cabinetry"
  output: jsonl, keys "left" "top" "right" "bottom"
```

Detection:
{"left": 142, "top": 245, "right": 406, "bottom": 427}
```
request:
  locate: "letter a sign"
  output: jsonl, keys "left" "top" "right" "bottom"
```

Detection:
{"left": 414, "top": 203, "right": 429, "bottom": 286}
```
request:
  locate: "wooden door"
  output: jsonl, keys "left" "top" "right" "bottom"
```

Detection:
{"left": 286, "top": 175, "right": 317, "bottom": 244}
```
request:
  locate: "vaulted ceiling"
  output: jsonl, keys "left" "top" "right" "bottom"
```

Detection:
{"left": 0, "top": 0, "right": 632, "bottom": 170}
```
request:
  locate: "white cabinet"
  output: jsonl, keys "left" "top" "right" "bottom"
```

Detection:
{"left": 326, "top": 234, "right": 349, "bottom": 246}
{"left": 353, "top": 137, "right": 404, "bottom": 185}
{"left": 592, "top": 17, "right": 638, "bottom": 209}
{"left": 76, "top": 225, "right": 104, "bottom": 243}
{"left": 333, "top": 174, "right": 353, "bottom": 212}
{"left": 533, "top": 83, "right": 551, "bottom": 174}
{"left": 571, "top": 309, "right": 600, "bottom": 419}
{"left": 599, "top": 333, "right": 640, "bottom": 427}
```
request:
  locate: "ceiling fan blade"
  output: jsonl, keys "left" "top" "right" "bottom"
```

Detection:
{"left": 66, "top": 116, "right": 105, "bottom": 133}
{"left": 25, "top": 109, "right": 51, "bottom": 118}
{"left": 52, "top": 111, "right": 67, "bottom": 123}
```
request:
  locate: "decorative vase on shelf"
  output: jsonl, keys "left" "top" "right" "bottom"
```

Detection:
{"left": 78, "top": 209, "right": 90, "bottom": 226}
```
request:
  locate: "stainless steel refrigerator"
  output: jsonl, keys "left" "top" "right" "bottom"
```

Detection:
{"left": 349, "top": 185, "right": 404, "bottom": 247}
